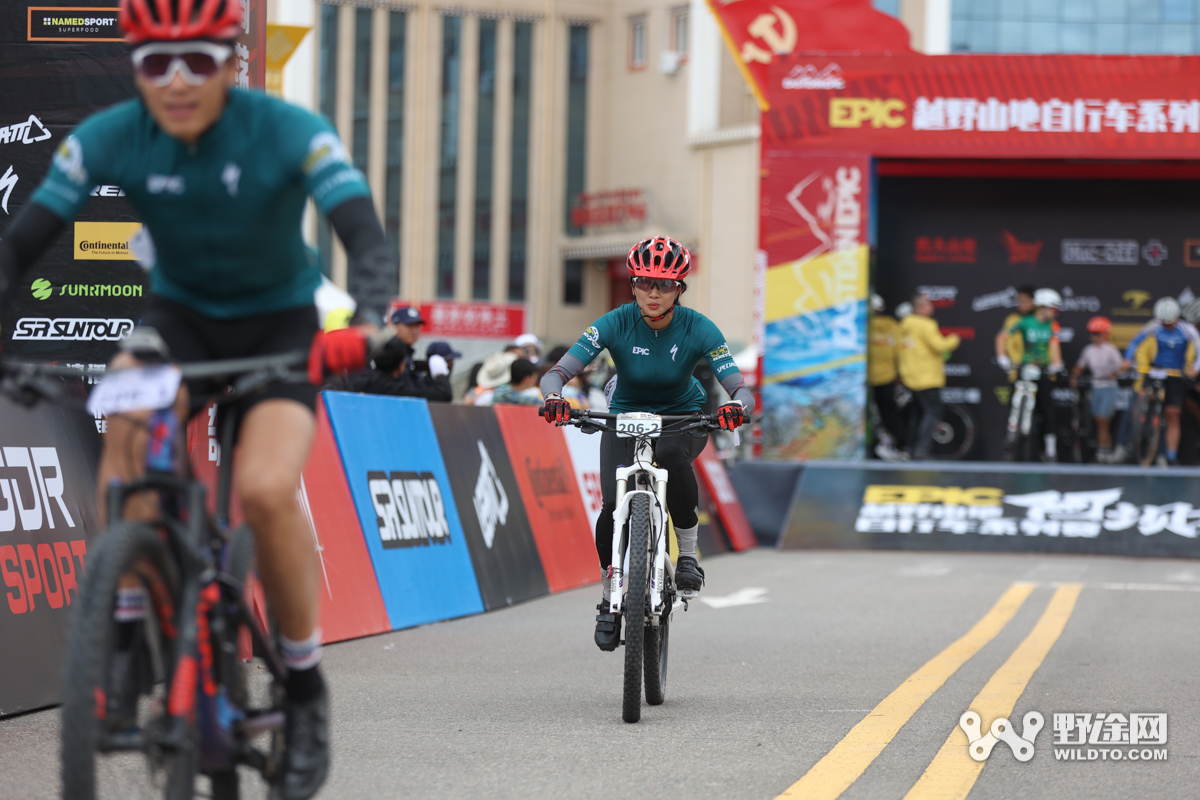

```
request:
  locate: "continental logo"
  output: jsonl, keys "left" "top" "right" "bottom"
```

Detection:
{"left": 830, "top": 98, "right": 907, "bottom": 129}
{"left": 31, "top": 278, "right": 143, "bottom": 299}
{"left": 862, "top": 485, "right": 1003, "bottom": 506}
{"left": 73, "top": 222, "right": 143, "bottom": 261}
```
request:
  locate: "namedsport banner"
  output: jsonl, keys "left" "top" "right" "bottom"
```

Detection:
{"left": 784, "top": 463, "right": 1200, "bottom": 558}
{"left": 0, "top": 398, "right": 101, "bottom": 717}
{"left": 493, "top": 405, "right": 597, "bottom": 593}
{"left": 323, "top": 392, "right": 484, "bottom": 630}
{"left": 427, "top": 404, "right": 549, "bottom": 610}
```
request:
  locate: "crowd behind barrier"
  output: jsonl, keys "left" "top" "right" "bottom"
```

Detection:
{"left": 0, "top": 392, "right": 754, "bottom": 717}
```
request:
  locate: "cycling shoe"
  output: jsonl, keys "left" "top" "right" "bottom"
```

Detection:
{"left": 595, "top": 603, "right": 621, "bottom": 652}
{"left": 675, "top": 556, "right": 705, "bottom": 591}
{"left": 275, "top": 680, "right": 330, "bottom": 800}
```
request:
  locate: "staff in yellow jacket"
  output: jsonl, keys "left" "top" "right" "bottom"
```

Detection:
{"left": 868, "top": 294, "right": 905, "bottom": 456}
{"left": 899, "top": 293, "right": 961, "bottom": 459}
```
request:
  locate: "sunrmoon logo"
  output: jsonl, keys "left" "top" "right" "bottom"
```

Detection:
{"left": 368, "top": 470, "right": 451, "bottom": 549}
{"left": 962, "top": 711, "right": 1044, "bottom": 762}
{"left": 473, "top": 441, "right": 508, "bottom": 548}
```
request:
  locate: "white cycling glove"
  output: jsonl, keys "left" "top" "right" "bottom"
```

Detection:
{"left": 428, "top": 355, "right": 450, "bottom": 377}
{"left": 997, "top": 355, "right": 1012, "bottom": 372}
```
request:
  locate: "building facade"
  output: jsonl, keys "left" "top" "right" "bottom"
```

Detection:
{"left": 270, "top": 0, "right": 762, "bottom": 352}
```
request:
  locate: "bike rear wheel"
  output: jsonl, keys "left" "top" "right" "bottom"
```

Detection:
{"left": 60, "top": 522, "right": 195, "bottom": 800}
{"left": 622, "top": 494, "right": 651, "bottom": 723}
{"left": 643, "top": 611, "right": 669, "bottom": 706}
{"left": 1135, "top": 397, "right": 1162, "bottom": 466}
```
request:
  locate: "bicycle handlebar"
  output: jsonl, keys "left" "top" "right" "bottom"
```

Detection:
{"left": 538, "top": 406, "right": 725, "bottom": 435}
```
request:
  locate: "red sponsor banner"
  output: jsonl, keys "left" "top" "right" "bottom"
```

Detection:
{"left": 706, "top": 0, "right": 913, "bottom": 109}
{"left": 694, "top": 443, "right": 756, "bottom": 552}
{"left": 764, "top": 52, "right": 1200, "bottom": 159}
{"left": 493, "top": 405, "right": 598, "bottom": 593}
{"left": 400, "top": 300, "right": 526, "bottom": 340}
{"left": 302, "top": 397, "right": 391, "bottom": 642}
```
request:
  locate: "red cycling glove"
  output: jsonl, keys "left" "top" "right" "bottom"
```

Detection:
{"left": 308, "top": 328, "right": 369, "bottom": 384}
{"left": 543, "top": 395, "right": 572, "bottom": 425}
{"left": 716, "top": 402, "right": 746, "bottom": 430}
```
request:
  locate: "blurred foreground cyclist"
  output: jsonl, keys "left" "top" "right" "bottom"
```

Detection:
{"left": 1122, "top": 297, "right": 1200, "bottom": 465}
{"left": 540, "top": 236, "right": 754, "bottom": 651}
{"left": 0, "top": 0, "right": 399, "bottom": 795}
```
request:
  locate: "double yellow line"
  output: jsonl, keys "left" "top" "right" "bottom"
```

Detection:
{"left": 777, "top": 582, "right": 1082, "bottom": 800}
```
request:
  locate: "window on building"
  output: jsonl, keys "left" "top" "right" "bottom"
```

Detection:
{"left": 872, "top": 0, "right": 899, "bottom": 18}
{"left": 384, "top": 11, "right": 405, "bottom": 296}
{"left": 629, "top": 16, "right": 646, "bottom": 70}
{"left": 952, "top": 0, "right": 1200, "bottom": 54}
{"left": 565, "top": 25, "right": 589, "bottom": 237}
{"left": 564, "top": 260, "right": 584, "bottom": 305}
{"left": 473, "top": 19, "right": 497, "bottom": 301}
{"left": 437, "top": 15, "right": 462, "bottom": 299}
{"left": 509, "top": 21, "right": 533, "bottom": 302}
{"left": 671, "top": 7, "right": 688, "bottom": 56}
{"left": 349, "top": 8, "right": 373, "bottom": 300}
{"left": 317, "top": 3, "right": 339, "bottom": 278}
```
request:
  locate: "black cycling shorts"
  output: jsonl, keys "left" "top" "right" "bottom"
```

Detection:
{"left": 139, "top": 294, "right": 318, "bottom": 420}
{"left": 1163, "top": 376, "right": 1188, "bottom": 408}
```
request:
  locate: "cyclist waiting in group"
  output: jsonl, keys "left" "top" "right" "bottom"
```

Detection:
{"left": 1071, "top": 316, "right": 1124, "bottom": 463}
{"left": 0, "top": 1, "right": 389, "bottom": 795}
{"left": 540, "top": 236, "right": 752, "bottom": 651}
{"left": 998, "top": 285, "right": 1038, "bottom": 377}
{"left": 1121, "top": 297, "right": 1200, "bottom": 465}
{"left": 996, "top": 288, "right": 1064, "bottom": 460}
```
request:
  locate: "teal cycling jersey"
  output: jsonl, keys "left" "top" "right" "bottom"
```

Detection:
{"left": 566, "top": 303, "right": 741, "bottom": 414}
{"left": 31, "top": 88, "right": 370, "bottom": 318}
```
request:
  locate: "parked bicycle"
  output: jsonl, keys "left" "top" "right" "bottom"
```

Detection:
{"left": 1003, "top": 364, "right": 1043, "bottom": 462}
{"left": 2, "top": 348, "right": 310, "bottom": 799}
{"left": 1131, "top": 367, "right": 1182, "bottom": 466}
{"left": 545, "top": 408, "right": 721, "bottom": 723}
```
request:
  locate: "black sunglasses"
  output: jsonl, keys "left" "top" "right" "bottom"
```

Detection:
{"left": 631, "top": 277, "right": 682, "bottom": 292}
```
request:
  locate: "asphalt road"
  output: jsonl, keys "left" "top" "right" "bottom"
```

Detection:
{"left": 4, "top": 548, "right": 1200, "bottom": 799}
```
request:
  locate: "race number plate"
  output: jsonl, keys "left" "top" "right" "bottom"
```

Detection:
{"left": 616, "top": 412, "right": 662, "bottom": 438}
{"left": 1148, "top": 367, "right": 1169, "bottom": 380}
{"left": 87, "top": 364, "right": 182, "bottom": 417}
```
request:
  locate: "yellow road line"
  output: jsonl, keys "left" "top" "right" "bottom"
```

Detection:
{"left": 903, "top": 583, "right": 1083, "bottom": 800}
{"left": 775, "top": 582, "right": 1036, "bottom": 800}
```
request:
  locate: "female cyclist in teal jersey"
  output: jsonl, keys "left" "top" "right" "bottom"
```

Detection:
{"left": 541, "top": 236, "right": 754, "bottom": 651}
{"left": 0, "top": 1, "right": 388, "bottom": 795}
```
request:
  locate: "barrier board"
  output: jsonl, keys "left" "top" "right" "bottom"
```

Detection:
{"left": 494, "top": 406, "right": 597, "bottom": 593}
{"left": 427, "top": 405, "right": 548, "bottom": 610}
{"left": 0, "top": 400, "right": 101, "bottom": 717}
{"left": 694, "top": 443, "right": 757, "bottom": 551}
{"left": 323, "top": 392, "right": 484, "bottom": 630}
{"left": 562, "top": 425, "right": 603, "bottom": 538}
{"left": 302, "top": 397, "right": 390, "bottom": 642}
{"left": 784, "top": 461, "right": 1200, "bottom": 558}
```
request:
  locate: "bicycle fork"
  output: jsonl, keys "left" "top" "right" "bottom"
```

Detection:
{"left": 606, "top": 450, "right": 669, "bottom": 620}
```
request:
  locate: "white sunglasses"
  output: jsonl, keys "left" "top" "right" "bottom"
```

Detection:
{"left": 131, "top": 42, "right": 233, "bottom": 87}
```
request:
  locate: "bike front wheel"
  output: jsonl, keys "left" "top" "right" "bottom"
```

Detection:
{"left": 60, "top": 522, "right": 195, "bottom": 800}
{"left": 644, "top": 611, "right": 669, "bottom": 706}
{"left": 1134, "top": 397, "right": 1162, "bottom": 466}
{"left": 622, "top": 493, "right": 651, "bottom": 723}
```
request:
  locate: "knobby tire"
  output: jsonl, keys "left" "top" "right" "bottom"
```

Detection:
{"left": 60, "top": 522, "right": 194, "bottom": 800}
{"left": 622, "top": 494, "right": 651, "bottom": 723}
{"left": 643, "top": 607, "right": 669, "bottom": 706}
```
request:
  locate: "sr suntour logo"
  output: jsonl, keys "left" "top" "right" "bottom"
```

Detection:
{"left": 367, "top": 470, "right": 452, "bottom": 549}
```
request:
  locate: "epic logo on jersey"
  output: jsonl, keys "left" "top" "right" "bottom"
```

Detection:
{"left": 368, "top": 470, "right": 452, "bottom": 549}
{"left": 632, "top": 346, "right": 650, "bottom": 356}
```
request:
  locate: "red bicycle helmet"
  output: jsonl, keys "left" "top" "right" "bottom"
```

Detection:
{"left": 627, "top": 236, "right": 691, "bottom": 280}
{"left": 1086, "top": 316, "right": 1112, "bottom": 334}
{"left": 120, "top": 0, "right": 243, "bottom": 43}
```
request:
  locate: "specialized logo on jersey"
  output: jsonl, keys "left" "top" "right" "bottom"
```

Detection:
{"left": 222, "top": 162, "right": 242, "bottom": 197}
{"left": 708, "top": 342, "right": 731, "bottom": 361}
{"left": 53, "top": 136, "right": 87, "bottom": 186}
{"left": 303, "top": 132, "right": 349, "bottom": 176}
{"left": 670, "top": 344, "right": 679, "bottom": 362}
{"left": 582, "top": 326, "right": 601, "bottom": 351}
{"left": 147, "top": 174, "right": 185, "bottom": 195}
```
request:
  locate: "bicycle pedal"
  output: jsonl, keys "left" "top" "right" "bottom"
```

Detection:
{"left": 677, "top": 589, "right": 699, "bottom": 600}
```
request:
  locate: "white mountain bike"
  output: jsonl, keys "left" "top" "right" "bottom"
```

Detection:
{"left": 550, "top": 409, "right": 721, "bottom": 723}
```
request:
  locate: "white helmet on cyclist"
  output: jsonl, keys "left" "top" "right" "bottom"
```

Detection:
{"left": 871, "top": 293, "right": 885, "bottom": 313}
{"left": 1154, "top": 296, "right": 1182, "bottom": 324}
{"left": 894, "top": 301, "right": 912, "bottom": 320}
{"left": 1033, "top": 288, "right": 1062, "bottom": 309}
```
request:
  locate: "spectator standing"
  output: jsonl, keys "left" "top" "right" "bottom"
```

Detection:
{"left": 491, "top": 358, "right": 543, "bottom": 405}
{"left": 1072, "top": 316, "right": 1123, "bottom": 462}
{"left": 340, "top": 338, "right": 451, "bottom": 400}
{"left": 471, "top": 351, "right": 518, "bottom": 406}
{"left": 867, "top": 294, "right": 904, "bottom": 459}
{"left": 898, "top": 293, "right": 960, "bottom": 460}
{"left": 515, "top": 333, "right": 543, "bottom": 363}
